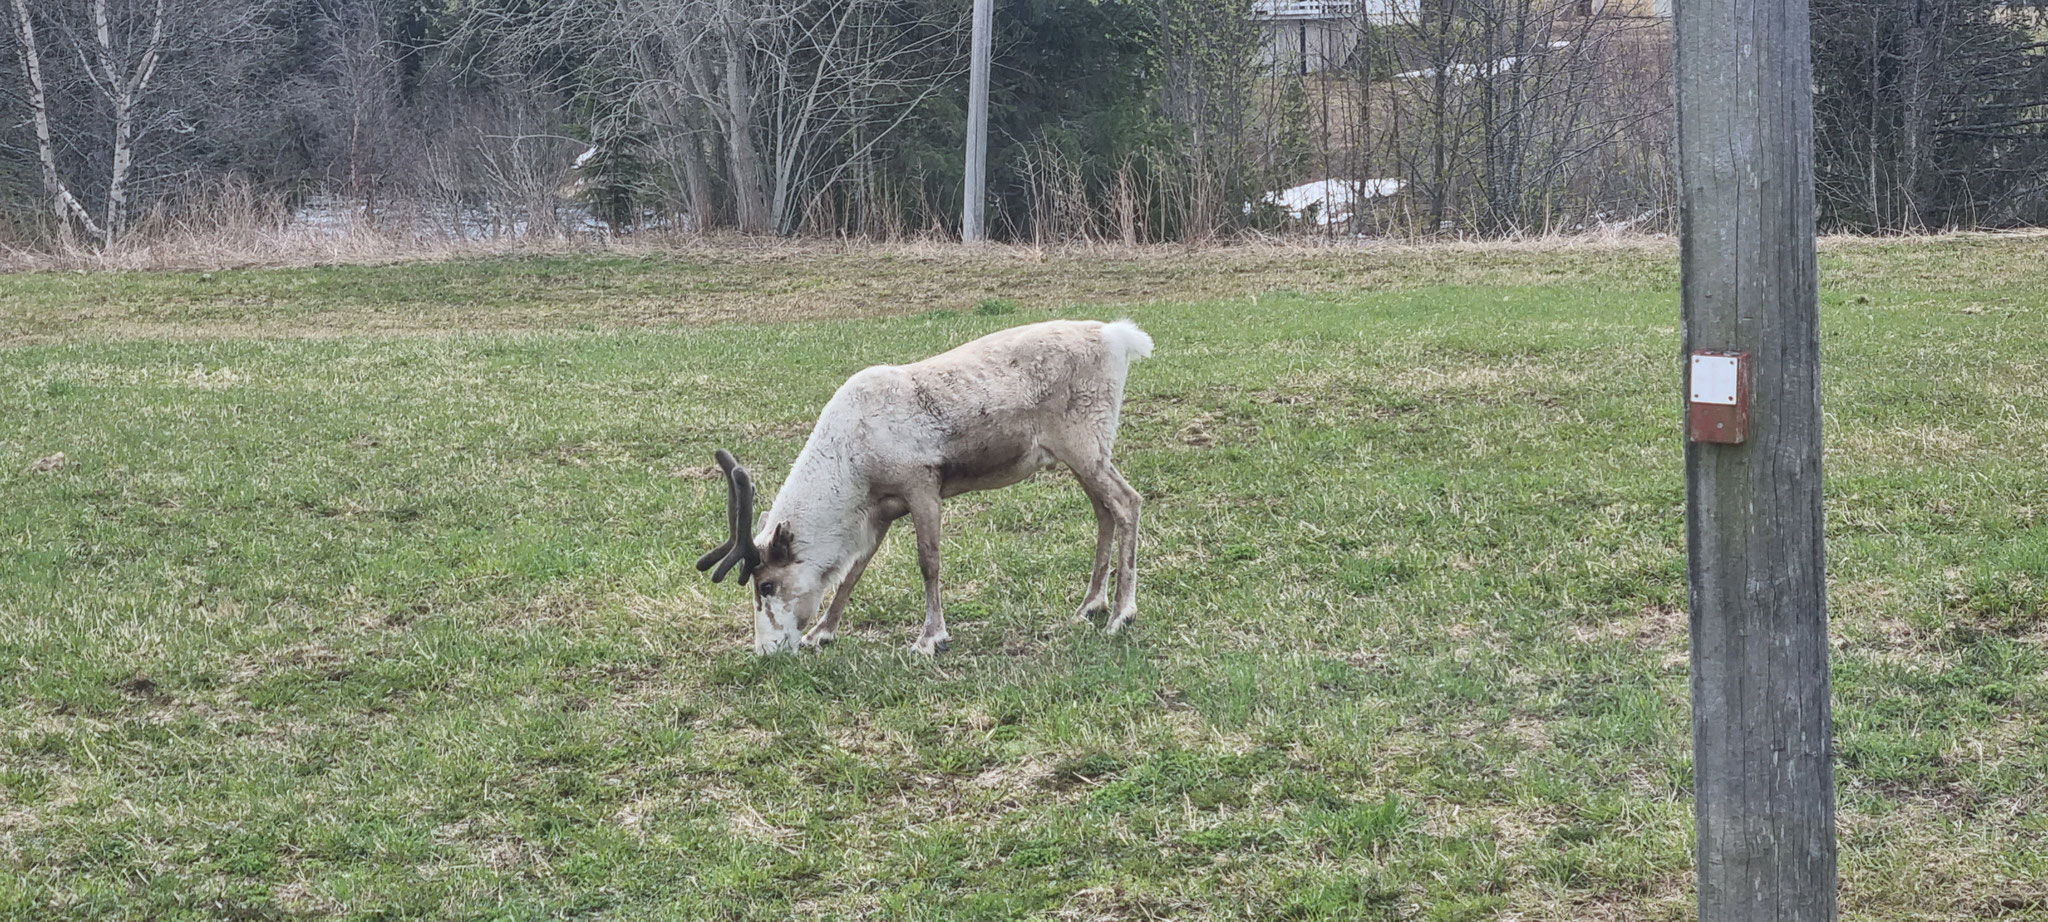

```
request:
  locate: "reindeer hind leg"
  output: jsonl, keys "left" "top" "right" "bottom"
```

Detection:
{"left": 1103, "top": 464, "right": 1141, "bottom": 634}
{"left": 1067, "top": 458, "right": 1140, "bottom": 634}
{"left": 1074, "top": 490, "right": 1116, "bottom": 622}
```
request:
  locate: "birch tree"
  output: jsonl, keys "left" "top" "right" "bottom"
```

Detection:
{"left": 2, "top": 0, "right": 261, "bottom": 246}
{"left": 78, "top": 0, "right": 167, "bottom": 242}
{"left": 7, "top": 0, "right": 105, "bottom": 244}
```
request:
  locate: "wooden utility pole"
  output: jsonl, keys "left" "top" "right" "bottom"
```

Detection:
{"left": 1677, "top": 0, "right": 1836, "bottom": 918}
{"left": 961, "top": 0, "right": 993, "bottom": 243}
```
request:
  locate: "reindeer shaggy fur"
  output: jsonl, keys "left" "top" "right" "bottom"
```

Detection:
{"left": 699, "top": 319, "right": 1153, "bottom": 655}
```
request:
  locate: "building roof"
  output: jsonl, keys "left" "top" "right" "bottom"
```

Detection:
{"left": 1251, "top": 0, "right": 1357, "bottom": 21}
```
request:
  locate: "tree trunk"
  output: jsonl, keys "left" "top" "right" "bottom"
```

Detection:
{"left": 1867, "top": 7, "right": 1882, "bottom": 227}
{"left": 1898, "top": 0, "right": 1937, "bottom": 229}
{"left": 680, "top": 106, "right": 718, "bottom": 232}
{"left": 106, "top": 93, "right": 133, "bottom": 244}
{"left": 8, "top": 0, "right": 102, "bottom": 246}
{"left": 81, "top": 0, "right": 165, "bottom": 245}
{"left": 719, "top": 14, "right": 772, "bottom": 235}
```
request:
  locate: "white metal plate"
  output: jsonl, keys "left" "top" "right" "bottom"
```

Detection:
{"left": 1690, "top": 354, "right": 1740, "bottom": 405}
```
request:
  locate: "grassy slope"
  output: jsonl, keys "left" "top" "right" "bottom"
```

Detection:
{"left": 1, "top": 237, "right": 2044, "bottom": 921}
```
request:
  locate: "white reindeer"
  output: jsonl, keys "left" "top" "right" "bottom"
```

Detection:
{"left": 698, "top": 319, "right": 1153, "bottom": 655}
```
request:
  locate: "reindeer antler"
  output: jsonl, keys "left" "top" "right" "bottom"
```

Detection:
{"left": 697, "top": 449, "right": 761, "bottom": 584}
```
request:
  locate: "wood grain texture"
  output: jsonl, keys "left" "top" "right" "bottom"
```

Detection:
{"left": 1676, "top": 0, "right": 1838, "bottom": 918}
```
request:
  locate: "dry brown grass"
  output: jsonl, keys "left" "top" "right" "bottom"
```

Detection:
{"left": 1, "top": 232, "right": 1699, "bottom": 346}
{"left": 0, "top": 223, "right": 597, "bottom": 274}
{"left": 0, "top": 224, "right": 1688, "bottom": 269}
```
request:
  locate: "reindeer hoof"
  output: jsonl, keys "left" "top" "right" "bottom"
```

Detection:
{"left": 910, "top": 634, "right": 951, "bottom": 656}
{"left": 800, "top": 631, "right": 835, "bottom": 649}
{"left": 1104, "top": 609, "right": 1136, "bottom": 635}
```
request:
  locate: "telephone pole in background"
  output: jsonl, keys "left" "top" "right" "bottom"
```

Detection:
{"left": 961, "top": 0, "right": 993, "bottom": 243}
{"left": 1677, "top": 0, "right": 1837, "bottom": 917}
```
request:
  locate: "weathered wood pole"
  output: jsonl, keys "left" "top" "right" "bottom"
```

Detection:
{"left": 1677, "top": 0, "right": 1836, "bottom": 918}
{"left": 961, "top": 0, "right": 993, "bottom": 243}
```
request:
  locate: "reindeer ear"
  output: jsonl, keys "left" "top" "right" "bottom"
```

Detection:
{"left": 765, "top": 522, "right": 798, "bottom": 565}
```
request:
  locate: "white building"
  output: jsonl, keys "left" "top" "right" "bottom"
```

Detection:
{"left": 1589, "top": 0, "right": 1674, "bottom": 17}
{"left": 1253, "top": 0, "right": 1418, "bottom": 75}
{"left": 1253, "top": 0, "right": 1669, "bottom": 76}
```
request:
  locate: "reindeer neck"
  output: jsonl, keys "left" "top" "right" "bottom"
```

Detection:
{"left": 763, "top": 448, "right": 874, "bottom": 580}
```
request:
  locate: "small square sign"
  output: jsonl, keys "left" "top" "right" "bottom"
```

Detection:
{"left": 1690, "top": 354, "right": 1740, "bottom": 405}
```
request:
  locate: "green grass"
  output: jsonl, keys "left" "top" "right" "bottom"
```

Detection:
{"left": 3, "top": 237, "right": 2046, "bottom": 920}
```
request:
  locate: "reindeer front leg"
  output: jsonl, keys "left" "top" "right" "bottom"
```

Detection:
{"left": 907, "top": 491, "right": 950, "bottom": 655}
{"left": 805, "top": 519, "right": 891, "bottom": 647}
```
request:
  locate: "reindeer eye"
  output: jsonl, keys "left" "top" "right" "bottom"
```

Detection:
{"left": 757, "top": 581, "right": 777, "bottom": 597}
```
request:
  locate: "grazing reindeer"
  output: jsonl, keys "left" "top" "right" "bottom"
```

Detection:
{"left": 698, "top": 319, "right": 1153, "bottom": 655}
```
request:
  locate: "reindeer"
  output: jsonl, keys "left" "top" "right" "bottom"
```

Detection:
{"left": 698, "top": 319, "right": 1153, "bottom": 655}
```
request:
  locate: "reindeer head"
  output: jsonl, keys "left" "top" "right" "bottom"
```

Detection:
{"left": 698, "top": 449, "right": 819, "bottom": 655}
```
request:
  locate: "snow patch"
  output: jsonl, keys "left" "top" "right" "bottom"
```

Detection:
{"left": 1395, "top": 57, "right": 1518, "bottom": 81}
{"left": 1257, "top": 178, "right": 1404, "bottom": 226}
{"left": 1395, "top": 43, "right": 1566, "bottom": 81}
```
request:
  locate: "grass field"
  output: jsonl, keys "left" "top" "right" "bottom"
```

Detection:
{"left": 3, "top": 237, "right": 2046, "bottom": 921}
